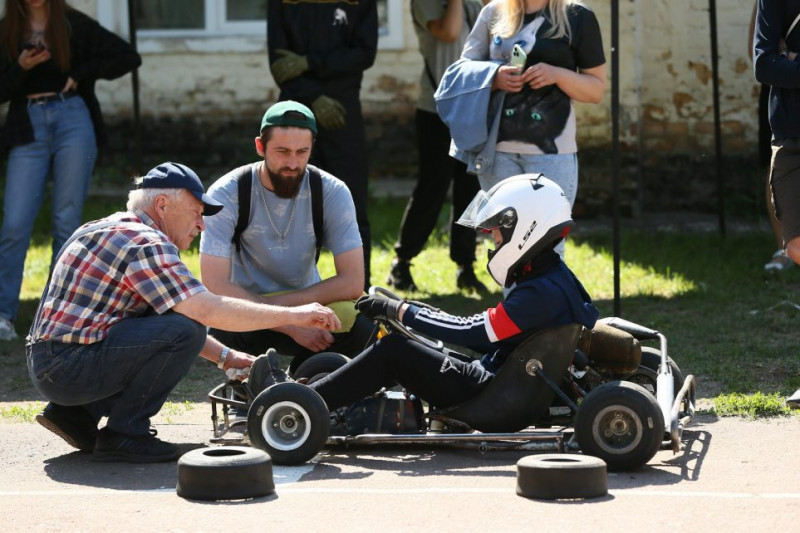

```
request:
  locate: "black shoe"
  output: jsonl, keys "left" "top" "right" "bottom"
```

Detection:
{"left": 246, "top": 348, "right": 290, "bottom": 398}
{"left": 386, "top": 258, "right": 417, "bottom": 291}
{"left": 456, "top": 265, "right": 488, "bottom": 292}
{"left": 36, "top": 403, "right": 98, "bottom": 453}
{"left": 93, "top": 427, "right": 180, "bottom": 463}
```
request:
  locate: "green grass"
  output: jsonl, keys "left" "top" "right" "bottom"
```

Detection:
{"left": 2, "top": 191, "right": 800, "bottom": 418}
{"left": 714, "top": 392, "right": 792, "bottom": 418}
{"left": 0, "top": 402, "right": 46, "bottom": 423}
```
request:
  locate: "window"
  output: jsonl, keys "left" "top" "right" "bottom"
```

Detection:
{"left": 98, "top": 0, "right": 403, "bottom": 52}
{"left": 133, "top": 0, "right": 267, "bottom": 34}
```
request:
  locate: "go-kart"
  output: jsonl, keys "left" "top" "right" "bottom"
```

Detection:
{"left": 208, "top": 287, "right": 696, "bottom": 472}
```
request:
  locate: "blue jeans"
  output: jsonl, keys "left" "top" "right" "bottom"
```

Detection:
{"left": 27, "top": 313, "right": 206, "bottom": 436}
{"left": 0, "top": 95, "right": 97, "bottom": 322}
{"left": 478, "top": 152, "right": 578, "bottom": 257}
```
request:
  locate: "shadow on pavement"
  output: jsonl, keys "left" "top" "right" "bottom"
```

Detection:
{"left": 42, "top": 441, "right": 205, "bottom": 491}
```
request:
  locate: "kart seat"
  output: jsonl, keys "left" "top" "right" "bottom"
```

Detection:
{"left": 434, "top": 323, "right": 582, "bottom": 433}
{"left": 579, "top": 321, "right": 642, "bottom": 375}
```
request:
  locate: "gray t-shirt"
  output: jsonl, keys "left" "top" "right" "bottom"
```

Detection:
{"left": 412, "top": 0, "right": 484, "bottom": 113}
{"left": 200, "top": 162, "right": 362, "bottom": 294}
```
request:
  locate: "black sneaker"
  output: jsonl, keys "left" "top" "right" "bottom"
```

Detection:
{"left": 386, "top": 258, "right": 417, "bottom": 291}
{"left": 36, "top": 403, "right": 98, "bottom": 453}
{"left": 456, "top": 265, "right": 488, "bottom": 292}
{"left": 246, "top": 348, "right": 290, "bottom": 398}
{"left": 93, "top": 427, "right": 180, "bottom": 463}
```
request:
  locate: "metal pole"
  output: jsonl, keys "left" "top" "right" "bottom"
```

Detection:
{"left": 709, "top": 0, "right": 725, "bottom": 236}
{"left": 611, "top": 0, "right": 621, "bottom": 316}
{"left": 127, "top": 0, "right": 142, "bottom": 171}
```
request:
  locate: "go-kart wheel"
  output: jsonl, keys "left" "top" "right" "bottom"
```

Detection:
{"left": 575, "top": 380, "right": 664, "bottom": 472}
{"left": 516, "top": 454, "right": 607, "bottom": 500}
{"left": 247, "top": 383, "right": 329, "bottom": 465}
{"left": 293, "top": 352, "right": 350, "bottom": 384}
{"left": 625, "top": 347, "right": 684, "bottom": 397}
{"left": 176, "top": 446, "right": 274, "bottom": 500}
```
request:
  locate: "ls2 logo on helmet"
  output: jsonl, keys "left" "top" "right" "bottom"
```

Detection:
{"left": 519, "top": 220, "right": 538, "bottom": 249}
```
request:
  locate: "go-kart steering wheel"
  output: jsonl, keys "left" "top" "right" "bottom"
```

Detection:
{"left": 368, "top": 286, "right": 444, "bottom": 350}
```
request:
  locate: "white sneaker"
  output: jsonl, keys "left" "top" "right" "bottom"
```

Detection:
{"left": 0, "top": 318, "right": 18, "bottom": 341}
{"left": 787, "top": 389, "right": 800, "bottom": 409}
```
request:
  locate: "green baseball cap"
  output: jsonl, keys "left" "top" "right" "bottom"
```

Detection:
{"left": 260, "top": 100, "right": 317, "bottom": 135}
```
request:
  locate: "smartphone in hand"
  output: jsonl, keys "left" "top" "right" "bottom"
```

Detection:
{"left": 510, "top": 44, "right": 527, "bottom": 71}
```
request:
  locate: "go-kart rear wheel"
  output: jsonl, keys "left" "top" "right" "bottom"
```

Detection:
{"left": 293, "top": 352, "right": 350, "bottom": 384}
{"left": 625, "top": 347, "right": 684, "bottom": 397}
{"left": 516, "top": 454, "right": 607, "bottom": 500}
{"left": 575, "top": 381, "right": 664, "bottom": 472}
{"left": 247, "top": 383, "right": 329, "bottom": 465}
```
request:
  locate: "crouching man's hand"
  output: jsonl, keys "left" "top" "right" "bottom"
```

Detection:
{"left": 291, "top": 302, "right": 341, "bottom": 331}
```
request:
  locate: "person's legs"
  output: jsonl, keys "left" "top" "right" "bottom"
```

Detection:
{"left": 49, "top": 96, "right": 97, "bottom": 259}
{"left": 478, "top": 151, "right": 525, "bottom": 191}
{"left": 28, "top": 313, "right": 206, "bottom": 436}
{"left": 393, "top": 110, "right": 453, "bottom": 260}
{"left": 769, "top": 139, "right": 800, "bottom": 266}
{"left": 0, "top": 104, "right": 52, "bottom": 326}
{"left": 388, "top": 110, "right": 454, "bottom": 290}
{"left": 210, "top": 326, "right": 314, "bottom": 373}
{"left": 312, "top": 96, "right": 371, "bottom": 288}
{"left": 309, "top": 334, "right": 492, "bottom": 411}
{"left": 450, "top": 160, "right": 486, "bottom": 291}
{"left": 519, "top": 153, "right": 579, "bottom": 258}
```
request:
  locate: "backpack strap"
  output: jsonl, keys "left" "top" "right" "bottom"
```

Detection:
{"left": 232, "top": 163, "right": 324, "bottom": 263}
{"left": 231, "top": 165, "right": 253, "bottom": 254}
{"left": 308, "top": 165, "right": 324, "bottom": 263}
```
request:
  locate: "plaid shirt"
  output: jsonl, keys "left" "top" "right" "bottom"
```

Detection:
{"left": 27, "top": 211, "right": 207, "bottom": 345}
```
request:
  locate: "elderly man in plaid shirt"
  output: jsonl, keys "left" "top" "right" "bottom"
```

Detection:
{"left": 26, "top": 162, "right": 340, "bottom": 463}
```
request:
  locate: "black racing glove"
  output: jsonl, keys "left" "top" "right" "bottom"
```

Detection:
{"left": 355, "top": 294, "right": 402, "bottom": 321}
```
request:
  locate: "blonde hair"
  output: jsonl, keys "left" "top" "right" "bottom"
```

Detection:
{"left": 491, "top": 0, "right": 580, "bottom": 41}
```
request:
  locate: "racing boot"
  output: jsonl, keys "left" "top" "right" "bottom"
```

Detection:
{"left": 246, "top": 348, "right": 290, "bottom": 398}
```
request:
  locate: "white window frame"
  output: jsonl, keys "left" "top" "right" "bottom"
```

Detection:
{"left": 97, "top": 0, "right": 403, "bottom": 53}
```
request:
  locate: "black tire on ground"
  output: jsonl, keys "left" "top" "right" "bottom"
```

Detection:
{"left": 247, "top": 382, "right": 330, "bottom": 465}
{"left": 176, "top": 446, "right": 274, "bottom": 501}
{"left": 292, "top": 352, "right": 350, "bottom": 384}
{"left": 624, "top": 347, "right": 685, "bottom": 397}
{"left": 575, "top": 381, "right": 665, "bottom": 472}
{"left": 516, "top": 454, "right": 607, "bottom": 500}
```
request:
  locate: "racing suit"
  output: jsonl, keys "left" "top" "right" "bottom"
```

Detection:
{"left": 310, "top": 253, "right": 599, "bottom": 410}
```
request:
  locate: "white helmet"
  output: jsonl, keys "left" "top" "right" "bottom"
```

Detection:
{"left": 456, "top": 174, "right": 573, "bottom": 287}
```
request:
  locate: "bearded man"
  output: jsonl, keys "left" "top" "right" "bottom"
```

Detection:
{"left": 200, "top": 101, "right": 367, "bottom": 373}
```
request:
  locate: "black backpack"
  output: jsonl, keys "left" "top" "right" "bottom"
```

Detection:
{"left": 230, "top": 164, "right": 324, "bottom": 262}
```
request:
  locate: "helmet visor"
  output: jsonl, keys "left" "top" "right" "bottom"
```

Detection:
{"left": 456, "top": 190, "right": 492, "bottom": 229}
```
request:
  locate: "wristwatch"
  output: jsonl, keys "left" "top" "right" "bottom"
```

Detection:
{"left": 217, "top": 346, "right": 230, "bottom": 369}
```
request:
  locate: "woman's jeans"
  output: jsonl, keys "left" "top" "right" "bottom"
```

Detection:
{"left": 479, "top": 152, "right": 578, "bottom": 257}
{"left": 27, "top": 314, "right": 206, "bottom": 436}
{"left": 0, "top": 95, "right": 97, "bottom": 322}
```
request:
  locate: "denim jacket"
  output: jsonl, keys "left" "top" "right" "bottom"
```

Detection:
{"left": 434, "top": 58, "right": 505, "bottom": 176}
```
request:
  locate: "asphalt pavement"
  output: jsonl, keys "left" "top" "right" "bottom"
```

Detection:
{"left": 1, "top": 406, "right": 798, "bottom": 533}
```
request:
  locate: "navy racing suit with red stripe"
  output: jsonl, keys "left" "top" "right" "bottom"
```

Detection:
{"left": 309, "top": 257, "right": 598, "bottom": 411}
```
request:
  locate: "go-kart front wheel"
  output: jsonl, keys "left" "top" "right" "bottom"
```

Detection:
{"left": 575, "top": 381, "right": 664, "bottom": 472}
{"left": 247, "top": 383, "right": 329, "bottom": 465}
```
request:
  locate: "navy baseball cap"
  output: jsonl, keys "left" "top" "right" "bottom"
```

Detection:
{"left": 137, "top": 162, "right": 223, "bottom": 216}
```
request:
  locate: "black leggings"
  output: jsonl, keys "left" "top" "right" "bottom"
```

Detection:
{"left": 309, "top": 334, "right": 493, "bottom": 411}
